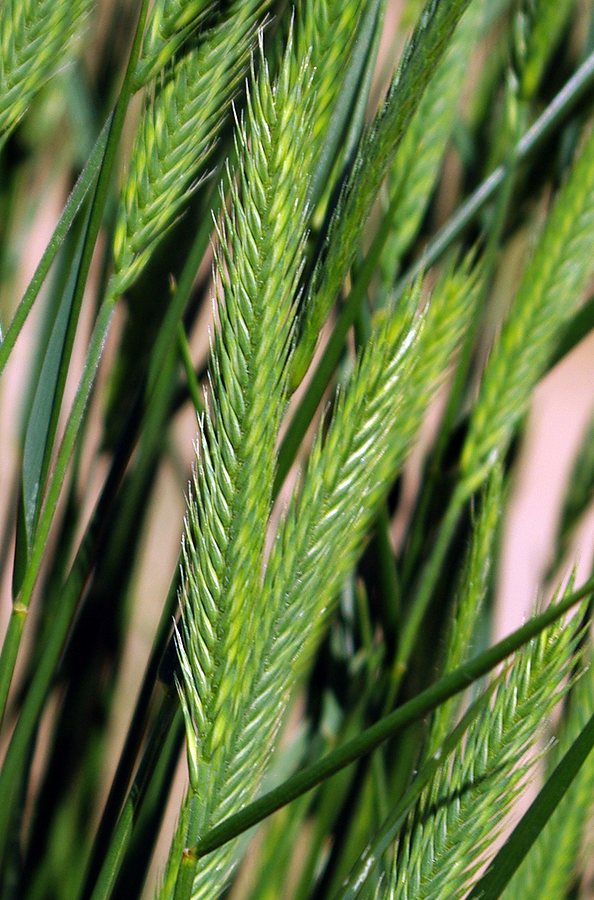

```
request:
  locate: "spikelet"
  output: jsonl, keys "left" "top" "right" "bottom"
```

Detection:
{"left": 255, "top": 263, "right": 477, "bottom": 697}
{"left": 425, "top": 463, "right": 504, "bottom": 758}
{"left": 135, "top": 0, "right": 214, "bottom": 88}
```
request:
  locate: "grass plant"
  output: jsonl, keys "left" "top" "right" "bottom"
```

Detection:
{"left": 1, "top": 1, "right": 594, "bottom": 898}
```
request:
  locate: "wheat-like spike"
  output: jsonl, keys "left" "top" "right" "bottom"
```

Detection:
{"left": 290, "top": 0, "right": 473, "bottom": 386}
{"left": 253, "top": 263, "right": 476, "bottom": 697}
{"left": 0, "top": 0, "right": 93, "bottom": 145}
{"left": 172, "top": 36, "right": 315, "bottom": 900}
{"left": 183, "top": 289, "right": 420, "bottom": 898}
{"left": 379, "top": 0, "right": 483, "bottom": 292}
{"left": 183, "top": 263, "right": 477, "bottom": 897}
{"left": 424, "top": 463, "right": 504, "bottom": 759}
{"left": 388, "top": 599, "right": 585, "bottom": 899}
{"left": 165, "top": 7, "right": 377, "bottom": 893}
{"left": 502, "top": 644, "right": 594, "bottom": 897}
{"left": 461, "top": 122, "right": 594, "bottom": 495}
{"left": 135, "top": 0, "right": 215, "bottom": 88}
{"left": 109, "top": 0, "right": 273, "bottom": 300}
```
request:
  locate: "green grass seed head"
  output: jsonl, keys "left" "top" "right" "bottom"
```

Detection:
{"left": 461, "top": 122, "right": 594, "bottom": 494}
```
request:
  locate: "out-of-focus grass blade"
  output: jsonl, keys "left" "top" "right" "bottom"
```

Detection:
{"left": 308, "top": 0, "right": 384, "bottom": 210}
{"left": 469, "top": 710, "right": 594, "bottom": 899}
{"left": 0, "top": 177, "right": 221, "bottom": 893}
{"left": 393, "top": 47, "right": 594, "bottom": 295}
{"left": 0, "top": 116, "right": 110, "bottom": 376}
{"left": 12, "top": 214, "right": 89, "bottom": 594}
{"left": 87, "top": 698, "right": 181, "bottom": 900}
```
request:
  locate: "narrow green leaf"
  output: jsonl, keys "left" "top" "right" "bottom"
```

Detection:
{"left": 88, "top": 695, "right": 180, "bottom": 900}
{"left": 379, "top": 0, "right": 484, "bottom": 292}
{"left": 176, "top": 324, "right": 203, "bottom": 415}
{"left": 306, "top": 0, "right": 385, "bottom": 210}
{"left": 14, "top": 212, "right": 89, "bottom": 593}
{"left": 0, "top": 116, "right": 110, "bottom": 377}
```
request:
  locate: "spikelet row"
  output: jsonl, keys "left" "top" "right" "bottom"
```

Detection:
{"left": 135, "top": 0, "right": 214, "bottom": 88}
{"left": 461, "top": 123, "right": 594, "bottom": 493}
{"left": 291, "top": 0, "right": 473, "bottom": 385}
{"left": 0, "top": 0, "right": 93, "bottom": 144}
{"left": 388, "top": 602, "right": 584, "bottom": 898}
{"left": 109, "top": 1, "right": 273, "bottom": 299}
